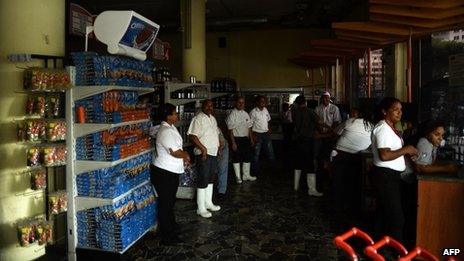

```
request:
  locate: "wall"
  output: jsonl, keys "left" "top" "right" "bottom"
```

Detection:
{"left": 206, "top": 28, "right": 329, "bottom": 89}
{"left": 0, "top": 0, "right": 64, "bottom": 260}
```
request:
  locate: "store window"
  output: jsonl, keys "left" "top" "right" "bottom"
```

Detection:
{"left": 357, "top": 49, "right": 384, "bottom": 99}
{"left": 421, "top": 30, "right": 464, "bottom": 130}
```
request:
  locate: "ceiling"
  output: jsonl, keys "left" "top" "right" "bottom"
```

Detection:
{"left": 72, "top": 0, "right": 368, "bottom": 32}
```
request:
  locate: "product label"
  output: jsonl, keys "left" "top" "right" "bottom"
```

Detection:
{"left": 120, "top": 16, "right": 158, "bottom": 52}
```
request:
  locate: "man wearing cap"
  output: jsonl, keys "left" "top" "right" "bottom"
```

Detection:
{"left": 314, "top": 91, "right": 341, "bottom": 194}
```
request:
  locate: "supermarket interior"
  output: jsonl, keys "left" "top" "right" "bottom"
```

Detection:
{"left": 0, "top": 0, "right": 463, "bottom": 260}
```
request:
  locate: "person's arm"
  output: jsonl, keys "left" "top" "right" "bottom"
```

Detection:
{"left": 229, "top": 129, "right": 237, "bottom": 151}
{"left": 169, "top": 148, "right": 190, "bottom": 165}
{"left": 415, "top": 162, "right": 459, "bottom": 173}
{"left": 189, "top": 134, "right": 207, "bottom": 160}
{"left": 266, "top": 109, "right": 272, "bottom": 134}
{"left": 375, "top": 124, "right": 417, "bottom": 161}
{"left": 226, "top": 112, "right": 238, "bottom": 151}
{"left": 217, "top": 128, "right": 224, "bottom": 157}
{"left": 187, "top": 118, "right": 208, "bottom": 160}
{"left": 378, "top": 146, "right": 417, "bottom": 161}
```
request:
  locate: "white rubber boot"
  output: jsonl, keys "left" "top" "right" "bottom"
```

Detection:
{"left": 233, "top": 163, "right": 242, "bottom": 184}
{"left": 196, "top": 188, "right": 212, "bottom": 218}
{"left": 205, "top": 184, "right": 221, "bottom": 211}
{"left": 242, "top": 162, "right": 257, "bottom": 181}
{"left": 307, "top": 173, "right": 323, "bottom": 197}
{"left": 294, "top": 170, "right": 301, "bottom": 191}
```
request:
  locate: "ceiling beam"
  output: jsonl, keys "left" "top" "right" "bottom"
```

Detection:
{"left": 370, "top": 4, "right": 464, "bottom": 19}
{"left": 336, "top": 35, "right": 400, "bottom": 46}
{"left": 370, "top": 13, "right": 464, "bottom": 28}
{"left": 335, "top": 30, "right": 404, "bottom": 42}
{"left": 369, "top": 0, "right": 464, "bottom": 9}
{"left": 309, "top": 45, "right": 363, "bottom": 53}
{"left": 299, "top": 50, "right": 363, "bottom": 59}
{"left": 309, "top": 39, "right": 381, "bottom": 49}
{"left": 308, "top": 46, "right": 362, "bottom": 55}
{"left": 332, "top": 21, "right": 429, "bottom": 36}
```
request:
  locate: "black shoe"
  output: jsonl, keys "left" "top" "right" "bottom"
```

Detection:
{"left": 160, "top": 236, "right": 184, "bottom": 246}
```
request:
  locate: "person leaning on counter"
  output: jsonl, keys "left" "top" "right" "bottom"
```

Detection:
{"left": 414, "top": 121, "right": 459, "bottom": 174}
{"left": 371, "top": 97, "right": 418, "bottom": 242}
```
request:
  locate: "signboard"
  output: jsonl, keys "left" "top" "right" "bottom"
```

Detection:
{"left": 119, "top": 16, "right": 159, "bottom": 52}
{"left": 152, "top": 38, "right": 171, "bottom": 61}
{"left": 70, "top": 3, "right": 94, "bottom": 36}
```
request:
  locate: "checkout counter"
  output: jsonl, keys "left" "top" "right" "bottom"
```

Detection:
{"left": 416, "top": 172, "right": 464, "bottom": 258}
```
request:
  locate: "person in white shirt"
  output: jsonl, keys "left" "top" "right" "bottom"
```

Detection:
{"left": 332, "top": 104, "right": 374, "bottom": 213}
{"left": 226, "top": 97, "right": 257, "bottom": 184}
{"left": 249, "top": 95, "right": 275, "bottom": 175}
{"left": 371, "top": 97, "right": 417, "bottom": 242}
{"left": 188, "top": 99, "right": 221, "bottom": 218}
{"left": 151, "top": 103, "right": 190, "bottom": 245}
{"left": 314, "top": 91, "right": 341, "bottom": 190}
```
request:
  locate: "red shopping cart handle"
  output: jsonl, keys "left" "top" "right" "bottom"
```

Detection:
{"left": 334, "top": 227, "right": 375, "bottom": 261}
{"left": 364, "top": 236, "right": 408, "bottom": 261}
{"left": 398, "top": 247, "right": 438, "bottom": 261}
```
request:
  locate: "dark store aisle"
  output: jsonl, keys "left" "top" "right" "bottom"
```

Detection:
{"left": 124, "top": 169, "right": 363, "bottom": 260}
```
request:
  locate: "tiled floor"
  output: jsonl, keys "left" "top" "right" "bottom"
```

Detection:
{"left": 123, "top": 167, "right": 366, "bottom": 261}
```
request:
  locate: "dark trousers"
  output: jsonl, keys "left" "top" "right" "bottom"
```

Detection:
{"left": 371, "top": 166, "right": 405, "bottom": 241}
{"left": 231, "top": 137, "right": 253, "bottom": 163}
{"left": 293, "top": 137, "right": 314, "bottom": 173}
{"left": 150, "top": 166, "right": 180, "bottom": 239}
{"left": 332, "top": 151, "right": 362, "bottom": 212}
{"left": 196, "top": 155, "right": 217, "bottom": 188}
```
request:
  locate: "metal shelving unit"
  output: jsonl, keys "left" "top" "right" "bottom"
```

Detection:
{"left": 66, "top": 85, "right": 155, "bottom": 261}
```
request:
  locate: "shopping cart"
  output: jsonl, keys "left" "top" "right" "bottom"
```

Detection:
{"left": 364, "top": 236, "right": 408, "bottom": 261}
{"left": 334, "top": 227, "right": 375, "bottom": 261}
{"left": 398, "top": 247, "right": 438, "bottom": 261}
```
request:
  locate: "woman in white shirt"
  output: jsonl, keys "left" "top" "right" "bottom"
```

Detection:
{"left": 151, "top": 103, "right": 190, "bottom": 246}
{"left": 371, "top": 97, "right": 417, "bottom": 242}
{"left": 332, "top": 104, "right": 374, "bottom": 213}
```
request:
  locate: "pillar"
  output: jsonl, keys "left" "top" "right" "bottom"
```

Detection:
{"left": 0, "top": 1, "right": 64, "bottom": 260}
{"left": 394, "top": 42, "right": 408, "bottom": 101}
{"left": 181, "top": 0, "right": 206, "bottom": 83}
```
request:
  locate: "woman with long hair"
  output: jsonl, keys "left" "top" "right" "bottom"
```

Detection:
{"left": 332, "top": 103, "right": 375, "bottom": 213}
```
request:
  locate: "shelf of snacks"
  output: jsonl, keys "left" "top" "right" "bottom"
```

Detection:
{"left": 74, "top": 119, "right": 151, "bottom": 138}
{"left": 75, "top": 182, "right": 157, "bottom": 253}
{"left": 67, "top": 52, "right": 158, "bottom": 258}
{"left": 75, "top": 180, "right": 150, "bottom": 212}
{"left": 75, "top": 148, "right": 154, "bottom": 175}
{"left": 72, "top": 85, "right": 154, "bottom": 101}
{"left": 17, "top": 217, "right": 54, "bottom": 248}
{"left": 78, "top": 225, "right": 155, "bottom": 254}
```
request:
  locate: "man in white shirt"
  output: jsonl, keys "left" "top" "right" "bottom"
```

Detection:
{"left": 314, "top": 91, "right": 341, "bottom": 187}
{"left": 249, "top": 95, "right": 275, "bottom": 175}
{"left": 226, "top": 97, "right": 257, "bottom": 184}
{"left": 188, "top": 99, "right": 221, "bottom": 218}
